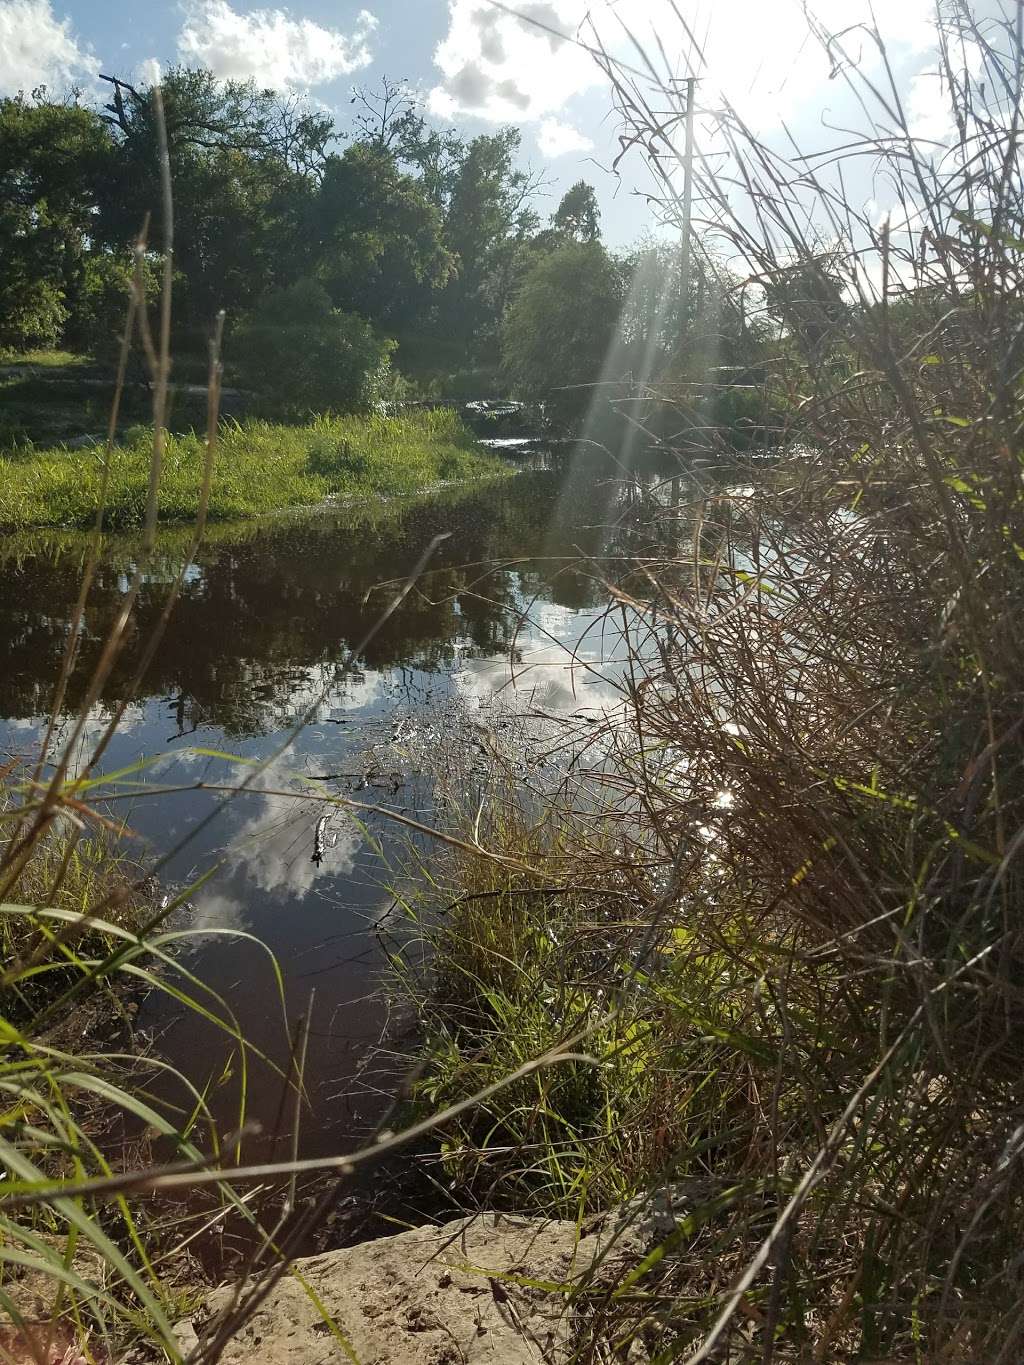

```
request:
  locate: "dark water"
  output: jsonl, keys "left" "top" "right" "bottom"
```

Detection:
{"left": 0, "top": 468, "right": 650, "bottom": 1159}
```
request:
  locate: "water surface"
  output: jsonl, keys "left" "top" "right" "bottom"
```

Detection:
{"left": 0, "top": 469, "right": 644, "bottom": 1156}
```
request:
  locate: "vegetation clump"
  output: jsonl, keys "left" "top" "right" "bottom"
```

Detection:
{"left": 0, "top": 408, "right": 504, "bottom": 530}
{"left": 234, "top": 278, "right": 395, "bottom": 418}
{"left": 397, "top": 7, "right": 1024, "bottom": 1361}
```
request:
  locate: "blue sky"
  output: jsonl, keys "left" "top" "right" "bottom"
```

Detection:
{"left": 0, "top": 0, "right": 983, "bottom": 246}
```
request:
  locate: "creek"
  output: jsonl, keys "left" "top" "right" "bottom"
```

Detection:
{"left": 0, "top": 461, "right": 676, "bottom": 1160}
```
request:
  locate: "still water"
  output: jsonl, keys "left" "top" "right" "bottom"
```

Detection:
{"left": 0, "top": 468, "right": 648, "bottom": 1158}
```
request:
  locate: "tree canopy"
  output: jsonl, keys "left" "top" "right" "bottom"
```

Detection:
{"left": 0, "top": 74, "right": 552, "bottom": 370}
{"left": 502, "top": 239, "right": 623, "bottom": 417}
{"left": 0, "top": 68, "right": 779, "bottom": 435}
{"left": 552, "top": 181, "right": 601, "bottom": 242}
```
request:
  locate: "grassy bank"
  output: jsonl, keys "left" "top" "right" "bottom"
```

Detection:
{"left": 0, "top": 408, "right": 506, "bottom": 530}
{"left": 0, "top": 795, "right": 208, "bottom": 1358}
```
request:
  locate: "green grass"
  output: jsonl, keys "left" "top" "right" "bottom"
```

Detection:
{"left": 0, "top": 348, "right": 92, "bottom": 369}
{"left": 0, "top": 408, "right": 508, "bottom": 530}
{"left": 394, "top": 778, "right": 758, "bottom": 1218}
{"left": 0, "top": 766, "right": 293, "bottom": 1361}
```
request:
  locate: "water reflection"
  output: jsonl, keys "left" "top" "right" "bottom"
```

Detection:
{"left": 0, "top": 473, "right": 620, "bottom": 735}
{"left": 0, "top": 468, "right": 658, "bottom": 1156}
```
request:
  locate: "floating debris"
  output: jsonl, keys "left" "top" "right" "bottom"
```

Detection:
{"left": 311, "top": 812, "right": 339, "bottom": 867}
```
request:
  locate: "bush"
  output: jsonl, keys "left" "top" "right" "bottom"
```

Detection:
{"left": 234, "top": 279, "right": 395, "bottom": 418}
{"left": 0, "top": 272, "right": 67, "bottom": 351}
{"left": 62, "top": 251, "right": 141, "bottom": 356}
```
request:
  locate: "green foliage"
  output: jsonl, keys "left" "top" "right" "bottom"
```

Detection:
{"left": 0, "top": 74, "right": 560, "bottom": 385}
{"left": 394, "top": 776, "right": 758, "bottom": 1215}
{"left": 313, "top": 143, "right": 453, "bottom": 328}
{"left": 0, "top": 349, "right": 88, "bottom": 368}
{"left": 0, "top": 763, "right": 291, "bottom": 1360}
{"left": 551, "top": 180, "right": 601, "bottom": 242}
{"left": 502, "top": 240, "right": 623, "bottom": 418}
{"left": 62, "top": 251, "right": 142, "bottom": 355}
{"left": 0, "top": 94, "right": 111, "bottom": 350}
{"left": 432, "top": 128, "right": 541, "bottom": 360}
{"left": 235, "top": 279, "right": 395, "bottom": 418}
{"left": 0, "top": 408, "right": 504, "bottom": 530}
{"left": 94, "top": 68, "right": 327, "bottom": 328}
{"left": 0, "top": 271, "right": 67, "bottom": 351}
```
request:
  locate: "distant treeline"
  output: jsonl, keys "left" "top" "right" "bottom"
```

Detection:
{"left": 2, "top": 70, "right": 786, "bottom": 425}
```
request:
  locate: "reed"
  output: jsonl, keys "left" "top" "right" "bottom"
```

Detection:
{"left": 398, "top": 5, "right": 1024, "bottom": 1360}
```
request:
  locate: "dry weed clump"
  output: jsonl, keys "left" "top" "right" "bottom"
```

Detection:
{"left": 404, "top": 5, "right": 1024, "bottom": 1360}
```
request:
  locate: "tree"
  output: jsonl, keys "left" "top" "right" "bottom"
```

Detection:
{"left": 234, "top": 278, "right": 394, "bottom": 418}
{"left": 552, "top": 181, "right": 600, "bottom": 242}
{"left": 349, "top": 77, "right": 419, "bottom": 152}
{"left": 349, "top": 85, "right": 545, "bottom": 366}
{"left": 94, "top": 69, "right": 328, "bottom": 331}
{"left": 98, "top": 69, "right": 335, "bottom": 178}
{"left": 63, "top": 250, "right": 147, "bottom": 355}
{"left": 311, "top": 142, "right": 453, "bottom": 331}
{"left": 0, "top": 93, "right": 113, "bottom": 349}
{"left": 502, "top": 240, "right": 623, "bottom": 419}
{"left": 437, "top": 129, "right": 543, "bottom": 359}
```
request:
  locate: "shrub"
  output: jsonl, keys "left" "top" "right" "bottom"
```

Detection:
{"left": 0, "top": 272, "right": 67, "bottom": 351}
{"left": 63, "top": 251, "right": 143, "bottom": 356}
{"left": 234, "top": 278, "right": 395, "bottom": 418}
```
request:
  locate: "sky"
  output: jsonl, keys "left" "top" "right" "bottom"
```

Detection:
{"left": 0, "top": 0, "right": 988, "bottom": 246}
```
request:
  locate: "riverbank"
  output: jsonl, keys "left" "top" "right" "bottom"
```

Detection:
{"left": 0, "top": 463, "right": 619, "bottom": 1360}
{"left": 389, "top": 415, "right": 1024, "bottom": 1360}
{"left": 0, "top": 408, "right": 506, "bottom": 530}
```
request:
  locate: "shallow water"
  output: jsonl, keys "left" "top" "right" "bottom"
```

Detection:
{"left": 0, "top": 468, "right": 654, "bottom": 1157}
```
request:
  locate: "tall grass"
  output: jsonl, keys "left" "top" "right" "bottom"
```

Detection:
{"left": 397, "top": 5, "right": 1024, "bottom": 1361}
{"left": 0, "top": 790, "right": 282, "bottom": 1362}
{"left": 0, "top": 408, "right": 503, "bottom": 531}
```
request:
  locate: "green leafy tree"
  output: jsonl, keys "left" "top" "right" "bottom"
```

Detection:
{"left": 62, "top": 250, "right": 144, "bottom": 355}
{"left": 426, "top": 131, "right": 540, "bottom": 365}
{"left": 552, "top": 181, "right": 601, "bottom": 242}
{"left": 0, "top": 93, "right": 113, "bottom": 349}
{"left": 502, "top": 240, "right": 623, "bottom": 419}
{"left": 348, "top": 84, "right": 544, "bottom": 367}
{"left": 235, "top": 278, "right": 394, "bottom": 417}
{"left": 95, "top": 69, "right": 328, "bottom": 332}
{"left": 311, "top": 142, "right": 453, "bottom": 331}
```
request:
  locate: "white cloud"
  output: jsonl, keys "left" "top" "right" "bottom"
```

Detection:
{"left": 178, "top": 0, "right": 377, "bottom": 89}
{"left": 220, "top": 754, "right": 360, "bottom": 898}
{"left": 430, "top": 0, "right": 599, "bottom": 121}
{"left": 905, "top": 66, "right": 953, "bottom": 141}
{"left": 430, "top": 0, "right": 943, "bottom": 133}
{"left": 537, "top": 117, "right": 593, "bottom": 158}
{"left": 136, "top": 57, "right": 163, "bottom": 87}
{"left": 905, "top": 42, "right": 982, "bottom": 143}
{"left": 0, "top": 0, "right": 93, "bottom": 96}
{"left": 187, "top": 889, "right": 249, "bottom": 939}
